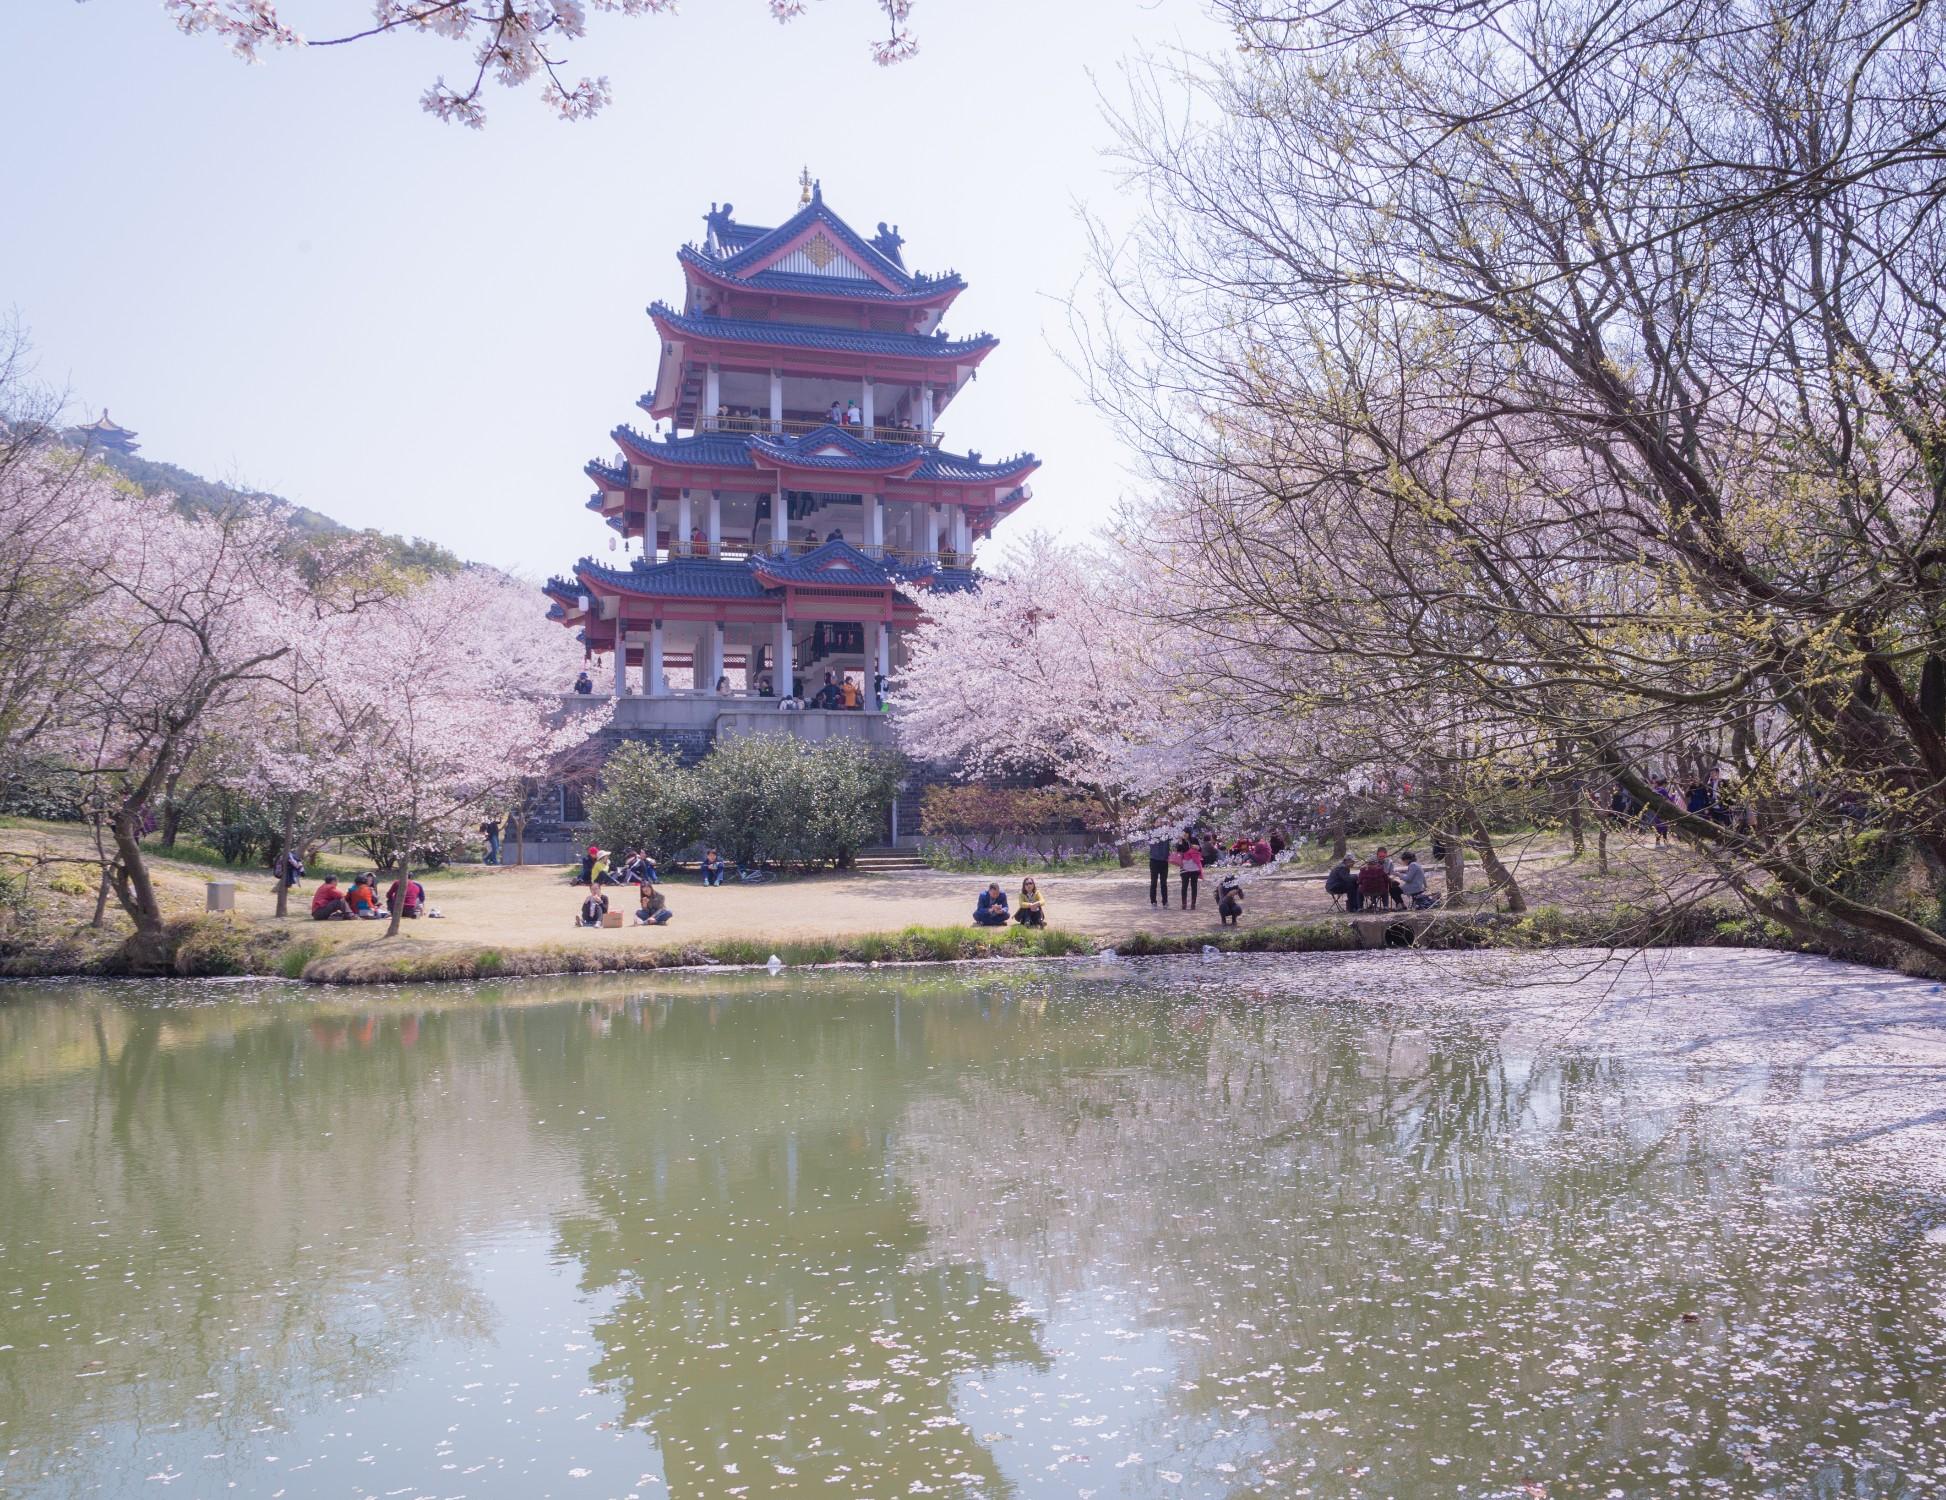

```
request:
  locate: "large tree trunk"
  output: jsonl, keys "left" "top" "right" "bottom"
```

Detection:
{"left": 513, "top": 810, "right": 527, "bottom": 867}
{"left": 109, "top": 809, "right": 170, "bottom": 969}
{"left": 1443, "top": 837, "right": 1465, "bottom": 896}
{"left": 158, "top": 766, "right": 183, "bottom": 851}
{"left": 1566, "top": 788, "right": 1585, "bottom": 859}
{"left": 1596, "top": 819, "right": 1609, "bottom": 876}
{"left": 1464, "top": 808, "right": 1525, "bottom": 913}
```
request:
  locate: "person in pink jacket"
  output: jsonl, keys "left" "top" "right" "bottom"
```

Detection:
{"left": 1176, "top": 837, "right": 1204, "bottom": 910}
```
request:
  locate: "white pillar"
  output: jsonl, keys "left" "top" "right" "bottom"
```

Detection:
{"left": 704, "top": 364, "right": 720, "bottom": 421}
{"left": 707, "top": 490, "right": 722, "bottom": 558}
{"left": 772, "top": 490, "right": 788, "bottom": 554}
{"left": 956, "top": 509, "right": 972, "bottom": 556}
{"left": 648, "top": 621, "right": 665, "bottom": 697}
{"left": 926, "top": 504, "right": 942, "bottom": 559}
{"left": 861, "top": 378, "right": 875, "bottom": 432}
{"left": 677, "top": 489, "right": 693, "bottom": 556}
{"left": 612, "top": 641, "right": 628, "bottom": 698}
{"left": 776, "top": 616, "right": 794, "bottom": 697}
{"left": 920, "top": 385, "right": 934, "bottom": 437}
{"left": 873, "top": 622, "right": 890, "bottom": 710}
{"left": 769, "top": 369, "right": 784, "bottom": 432}
{"left": 866, "top": 494, "right": 883, "bottom": 556}
{"left": 647, "top": 496, "right": 660, "bottom": 559}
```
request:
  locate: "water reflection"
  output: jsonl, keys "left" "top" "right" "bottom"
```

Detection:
{"left": 0, "top": 962, "right": 1941, "bottom": 1498}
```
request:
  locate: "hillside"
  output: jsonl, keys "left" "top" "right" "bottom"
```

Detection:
{"left": 72, "top": 430, "right": 461, "bottom": 574}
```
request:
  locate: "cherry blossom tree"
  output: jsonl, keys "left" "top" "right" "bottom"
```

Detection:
{"left": 54, "top": 492, "right": 384, "bottom": 966}
{"left": 158, "top": 0, "right": 919, "bottom": 125}
{"left": 319, "top": 566, "right": 609, "bottom": 936}
{"left": 894, "top": 537, "right": 1183, "bottom": 857}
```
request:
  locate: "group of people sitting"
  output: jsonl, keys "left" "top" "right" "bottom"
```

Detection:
{"left": 576, "top": 882, "right": 672, "bottom": 927}
{"left": 1324, "top": 848, "right": 1434, "bottom": 911}
{"left": 311, "top": 872, "right": 426, "bottom": 921}
{"left": 973, "top": 878, "right": 1047, "bottom": 928}
{"left": 575, "top": 845, "right": 659, "bottom": 886}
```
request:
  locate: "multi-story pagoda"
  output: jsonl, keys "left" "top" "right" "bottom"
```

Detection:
{"left": 544, "top": 183, "right": 1038, "bottom": 742}
{"left": 76, "top": 409, "right": 140, "bottom": 455}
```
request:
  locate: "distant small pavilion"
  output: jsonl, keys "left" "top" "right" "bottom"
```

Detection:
{"left": 76, "top": 410, "right": 140, "bottom": 455}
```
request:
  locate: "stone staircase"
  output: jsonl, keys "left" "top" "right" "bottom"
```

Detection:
{"left": 852, "top": 845, "right": 931, "bottom": 874}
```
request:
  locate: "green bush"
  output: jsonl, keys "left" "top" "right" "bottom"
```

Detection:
{"left": 587, "top": 743, "right": 702, "bottom": 859}
{"left": 589, "top": 734, "right": 901, "bottom": 872}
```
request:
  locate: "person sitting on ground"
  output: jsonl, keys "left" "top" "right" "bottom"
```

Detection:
{"left": 573, "top": 669, "right": 594, "bottom": 695}
{"left": 1216, "top": 871, "right": 1245, "bottom": 926}
{"left": 576, "top": 889, "right": 609, "bottom": 927}
{"left": 589, "top": 848, "right": 612, "bottom": 886}
{"left": 1014, "top": 876, "right": 1046, "bottom": 928}
{"left": 385, "top": 876, "right": 426, "bottom": 918}
{"left": 1324, "top": 853, "right": 1358, "bottom": 908}
{"left": 635, "top": 882, "right": 672, "bottom": 925}
{"left": 1397, "top": 851, "right": 1433, "bottom": 909}
{"left": 1356, "top": 854, "right": 1393, "bottom": 913}
{"left": 310, "top": 876, "right": 352, "bottom": 921}
{"left": 576, "top": 844, "right": 597, "bottom": 885}
{"left": 700, "top": 848, "right": 726, "bottom": 887}
{"left": 345, "top": 873, "right": 385, "bottom": 919}
{"left": 1248, "top": 836, "right": 1273, "bottom": 867}
{"left": 973, "top": 882, "right": 1010, "bottom": 927}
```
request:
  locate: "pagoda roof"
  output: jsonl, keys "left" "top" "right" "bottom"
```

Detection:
{"left": 679, "top": 247, "right": 965, "bottom": 308}
{"left": 610, "top": 424, "right": 1039, "bottom": 486}
{"left": 585, "top": 457, "right": 629, "bottom": 489}
{"left": 649, "top": 303, "right": 995, "bottom": 362}
{"left": 569, "top": 539, "right": 979, "bottom": 602}
{"left": 691, "top": 194, "right": 958, "bottom": 297}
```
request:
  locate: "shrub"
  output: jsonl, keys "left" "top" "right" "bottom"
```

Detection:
{"left": 587, "top": 743, "right": 702, "bottom": 860}
{"left": 920, "top": 785, "right": 1107, "bottom": 862}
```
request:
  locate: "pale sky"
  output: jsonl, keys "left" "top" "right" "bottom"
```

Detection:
{"left": 1, "top": 0, "right": 1224, "bottom": 574}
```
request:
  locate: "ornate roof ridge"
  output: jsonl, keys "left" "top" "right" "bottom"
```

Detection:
{"left": 648, "top": 302, "right": 996, "bottom": 359}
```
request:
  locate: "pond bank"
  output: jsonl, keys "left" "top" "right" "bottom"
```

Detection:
{"left": 3, "top": 818, "right": 1933, "bottom": 983}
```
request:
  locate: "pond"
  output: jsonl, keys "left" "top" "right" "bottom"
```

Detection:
{"left": 2, "top": 950, "right": 1944, "bottom": 1498}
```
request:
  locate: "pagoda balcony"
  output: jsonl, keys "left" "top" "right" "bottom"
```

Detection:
{"left": 650, "top": 537, "right": 970, "bottom": 568}
{"left": 696, "top": 413, "right": 945, "bottom": 448}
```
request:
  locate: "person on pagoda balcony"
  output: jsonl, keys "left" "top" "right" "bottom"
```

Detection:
{"left": 845, "top": 400, "right": 863, "bottom": 426}
{"left": 573, "top": 670, "right": 594, "bottom": 695}
{"left": 690, "top": 525, "right": 706, "bottom": 556}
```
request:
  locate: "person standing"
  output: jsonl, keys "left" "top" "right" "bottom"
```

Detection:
{"left": 1178, "top": 837, "right": 1204, "bottom": 910}
{"left": 1147, "top": 833, "right": 1171, "bottom": 906}
{"left": 480, "top": 817, "right": 501, "bottom": 866}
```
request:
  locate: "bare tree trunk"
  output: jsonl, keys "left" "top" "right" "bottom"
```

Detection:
{"left": 90, "top": 816, "right": 112, "bottom": 928}
{"left": 1596, "top": 819, "right": 1609, "bottom": 876}
{"left": 158, "top": 765, "right": 183, "bottom": 852}
{"left": 109, "top": 809, "right": 170, "bottom": 968}
{"left": 385, "top": 858, "right": 409, "bottom": 938}
{"left": 1443, "top": 837, "right": 1465, "bottom": 896}
{"left": 1464, "top": 808, "right": 1525, "bottom": 913}
{"left": 1566, "top": 789, "right": 1585, "bottom": 859}
{"left": 1333, "top": 807, "right": 1348, "bottom": 861}
{"left": 273, "top": 797, "right": 296, "bottom": 919}
{"left": 513, "top": 810, "right": 527, "bottom": 867}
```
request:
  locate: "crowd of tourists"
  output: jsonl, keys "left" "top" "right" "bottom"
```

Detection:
{"left": 309, "top": 871, "right": 431, "bottom": 921}
{"left": 1145, "top": 828, "right": 1288, "bottom": 912}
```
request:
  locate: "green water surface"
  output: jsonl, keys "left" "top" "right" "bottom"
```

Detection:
{"left": 0, "top": 956, "right": 1941, "bottom": 1498}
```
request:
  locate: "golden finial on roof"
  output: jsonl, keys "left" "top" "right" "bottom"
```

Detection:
{"left": 799, "top": 165, "right": 814, "bottom": 205}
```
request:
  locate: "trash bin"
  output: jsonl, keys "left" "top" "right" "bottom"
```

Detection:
{"left": 206, "top": 880, "right": 236, "bottom": 913}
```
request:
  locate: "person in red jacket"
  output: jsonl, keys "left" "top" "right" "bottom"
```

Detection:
{"left": 311, "top": 877, "right": 351, "bottom": 921}
{"left": 386, "top": 877, "right": 426, "bottom": 918}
